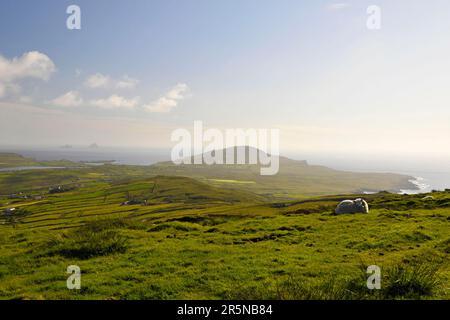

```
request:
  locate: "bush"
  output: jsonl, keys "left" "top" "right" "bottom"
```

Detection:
{"left": 79, "top": 218, "right": 146, "bottom": 232}
{"left": 147, "top": 221, "right": 200, "bottom": 232}
{"left": 2, "top": 208, "right": 32, "bottom": 226}
{"left": 226, "top": 260, "right": 442, "bottom": 300}
{"left": 46, "top": 221, "right": 129, "bottom": 259}
{"left": 383, "top": 262, "right": 440, "bottom": 299}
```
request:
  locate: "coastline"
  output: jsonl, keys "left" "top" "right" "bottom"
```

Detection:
{"left": 399, "top": 176, "right": 432, "bottom": 194}
{"left": 1, "top": 149, "right": 448, "bottom": 194}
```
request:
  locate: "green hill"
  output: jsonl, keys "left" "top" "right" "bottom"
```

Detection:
{"left": 0, "top": 152, "right": 82, "bottom": 169}
{"left": 149, "top": 148, "right": 416, "bottom": 199}
{"left": 0, "top": 153, "right": 37, "bottom": 168}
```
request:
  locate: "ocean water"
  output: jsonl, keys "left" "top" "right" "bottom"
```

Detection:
{"left": 397, "top": 172, "right": 450, "bottom": 194}
{"left": 2, "top": 147, "right": 449, "bottom": 194}
{"left": 285, "top": 152, "right": 450, "bottom": 194}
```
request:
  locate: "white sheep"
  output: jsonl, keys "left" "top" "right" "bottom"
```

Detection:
{"left": 335, "top": 198, "right": 369, "bottom": 214}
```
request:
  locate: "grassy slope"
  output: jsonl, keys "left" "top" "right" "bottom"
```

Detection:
{"left": 0, "top": 168, "right": 448, "bottom": 300}
{"left": 0, "top": 153, "right": 36, "bottom": 168}
{"left": 149, "top": 157, "right": 416, "bottom": 199}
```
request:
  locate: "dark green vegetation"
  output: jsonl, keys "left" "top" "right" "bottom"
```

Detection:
{"left": 0, "top": 153, "right": 448, "bottom": 300}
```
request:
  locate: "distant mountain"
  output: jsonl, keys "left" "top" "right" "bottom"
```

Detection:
{"left": 186, "top": 146, "right": 301, "bottom": 165}
{"left": 149, "top": 146, "right": 416, "bottom": 199}
{"left": 88, "top": 143, "right": 99, "bottom": 149}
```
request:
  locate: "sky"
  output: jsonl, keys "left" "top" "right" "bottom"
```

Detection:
{"left": 1, "top": 0, "right": 450, "bottom": 166}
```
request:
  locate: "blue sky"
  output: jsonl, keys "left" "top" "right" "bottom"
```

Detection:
{"left": 1, "top": 0, "right": 450, "bottom": 161}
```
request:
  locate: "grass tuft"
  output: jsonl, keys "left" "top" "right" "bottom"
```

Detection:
{"left": 45, "top": 220, "right": 129, "bottom": 259}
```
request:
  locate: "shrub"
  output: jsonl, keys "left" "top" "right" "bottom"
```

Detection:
{"left": 435, "top": 238, "right": 450, "bottom": 254}
{"left": 80, "top": 218, "right": 146, "bottom": 232}
{"left": 46, "top": 221, "right": 129, "bottom": 259}
{"left": 383, "top": 262, "right": 440, "bottom": 299}
{"left": 342, "top": 261, "right": 440, "bottom": 300}
{"left": 403, "top": 231, "right": 432, "bottom": 242}
{"left": 226, "top": 260, "right": 442, "bottom": 300}
{"left": 147, "top": 222, "right": 200, "bottom": 232}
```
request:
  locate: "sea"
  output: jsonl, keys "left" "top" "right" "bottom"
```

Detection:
{"left": 286, "top": 151, "right": 450, "bottom": 195}
{"left": 1, "top": 147, "right": 449, "bottom": 194}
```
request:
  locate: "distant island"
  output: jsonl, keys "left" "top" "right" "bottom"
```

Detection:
{"left": 88, "top": 143, "right": 99, "bottom": 149}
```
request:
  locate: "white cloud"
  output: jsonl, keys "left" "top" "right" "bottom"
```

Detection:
{"left": 116, "top": 75, "right": 139, "bottom": 89}
{"left": 145, "top": 97, "right": 178, "bottom": 113}
{"left": 144, "top": 83, "right": 189, "bottom": 113}
{"left": 0, "top": 51, "right": 56, "bottom": 82}
{"left": 90, "top": 94, "right": 139, "bottom": 109}
{"left": 84, "top": 73, "right": 111, "bottom": 89}
{"left": 0, "top": 51, "right": 55, "bottom": 98}
{"left": 51, "top": 91, "right": 83, "bottom": 107}
{"left": 166, "top": 83, "right": 188, "bottom": 99}
{"left": 85, "top": 73, "right": 139, "bottom": 89}
{"left": 327, "top": 3, "right": 350, "bottom": 10}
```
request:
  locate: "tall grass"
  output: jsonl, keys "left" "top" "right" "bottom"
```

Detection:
{"left": 227, "top": 260, "right": 442, "bottom": 300}
{"left": 382, "top": 262, "right": 440, "bottom": 299}
{"left": 46, "top": 219, "right": 131, "bottom": 259}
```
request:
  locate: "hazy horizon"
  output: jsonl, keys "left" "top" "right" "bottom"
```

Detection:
{"left": 1, "top": 144, "right": 449, "bottom": 174}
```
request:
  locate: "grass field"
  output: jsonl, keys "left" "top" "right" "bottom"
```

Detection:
{"left": 0, "top": 154, "right": 448, "bottom": 300}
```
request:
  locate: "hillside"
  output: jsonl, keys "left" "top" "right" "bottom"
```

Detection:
{"left": 0, "top": 151, "right": 417, "bottom": 200}
{"left": 0, "top": 153, "right": 82, "bottom": 169}
{"left": 149, "top": 148, "right": 416, "bottom": 199}
{"left": 0, "top": 169, "right": 448, "bottom": 299}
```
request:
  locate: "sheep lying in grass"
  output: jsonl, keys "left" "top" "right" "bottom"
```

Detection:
{"left": 335, "top": 198, "right": 369, "bottom": 214}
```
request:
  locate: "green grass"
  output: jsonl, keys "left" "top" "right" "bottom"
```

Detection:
{"left": 0, "top": 158, "right": 448, "bottom": 300}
